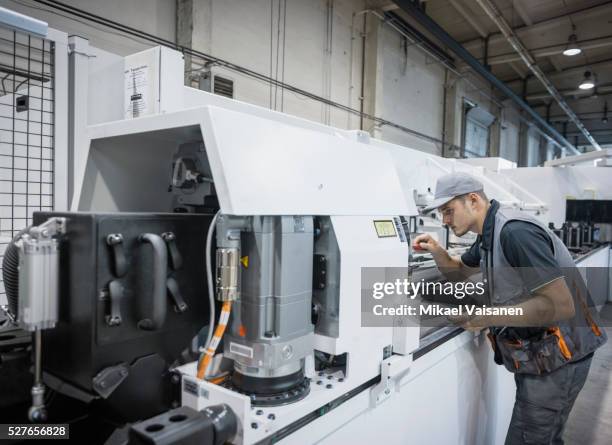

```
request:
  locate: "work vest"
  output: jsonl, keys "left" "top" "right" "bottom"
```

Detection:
{"left": 481, "top": 207, "right": 606, "bottom": 374}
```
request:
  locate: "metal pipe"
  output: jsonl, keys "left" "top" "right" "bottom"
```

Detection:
{"left": 472, "top": 0, "right": 600, "bottom": 152}
{"left": 28, "top": 328, "right": 47, "bottom": 422}
{"left": 441, "top": 68, "right": 448, "bottom": 156}
{"left": 359, "top": 13, "right": 366, "bottom": 130}
{"left": 34, "top": 328, "right": 42, "bottom": 384}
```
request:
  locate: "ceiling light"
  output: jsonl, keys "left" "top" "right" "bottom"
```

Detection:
{"left": 578, "top": 71, "right": 595, "bottom": 90}
{"left": 563, "top": 34, "right": 582, "bottom": 56}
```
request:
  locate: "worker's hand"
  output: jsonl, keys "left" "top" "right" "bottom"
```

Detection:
{"left": 412, "top": 233, "right": 442, "bottom": 254}
{"left": 447, "top": 313, "right": 485, "bottom": 332}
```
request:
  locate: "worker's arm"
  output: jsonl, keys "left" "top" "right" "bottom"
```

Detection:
{"left": 412, "top": 233, "right": 479, "bottom": 280}
{"left": 459, "top": 276, "right": 575, "bottom": 330}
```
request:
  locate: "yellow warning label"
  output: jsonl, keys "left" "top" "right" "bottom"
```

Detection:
{"left": 240, "top": 256, "right": 249, "bottom": 268}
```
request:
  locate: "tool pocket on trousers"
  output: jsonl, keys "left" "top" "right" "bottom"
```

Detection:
{"left": 497, "top": 338, "right": 540, "bottom": 375}
{"left": 497, "top": 329, "right": 572, "bottom": 375}
{"left": 533, "top": 329, "right": 572, "bottom": 374}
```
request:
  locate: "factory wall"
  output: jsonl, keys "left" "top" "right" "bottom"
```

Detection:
{"left": 183, "top": 0, "right": 366, "bottom": 130}
{"left": 2, "top": 0, "right": 534, "bottom": 165}
{"left": 183, "top": 0, "right": 525, "bottom": 161}
{"left": 374, "top": 21, "right": 445, "bottom": 155}
{"left": 0, "top": 0, "right": 175, "bottom": 55}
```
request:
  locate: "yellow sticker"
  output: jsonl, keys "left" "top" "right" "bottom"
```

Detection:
{"left": 240, "top": 256, "right": 249, "bottom": 268}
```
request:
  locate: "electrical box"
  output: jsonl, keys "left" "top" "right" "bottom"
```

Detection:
{"left": 123, "top": 46, "right": 184, "bottom": 119}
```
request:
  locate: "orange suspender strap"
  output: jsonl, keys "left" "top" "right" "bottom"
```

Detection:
{"left": 548, "top": 327, "right": 572, "bottom": 360}
{"left": 573, "top": 280, "right": 602, "bottom": 337}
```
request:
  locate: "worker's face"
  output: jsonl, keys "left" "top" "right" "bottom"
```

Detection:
{"left": 438, "top": 195, "right": 475, "bottom": 237}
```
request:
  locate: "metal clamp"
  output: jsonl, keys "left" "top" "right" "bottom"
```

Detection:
{"left": 167, "top": 276, "right": 188, "bottom": 313}
{"left": 106, "top": 233, "right": 128, "bottom": 277}
{"left": 370, "top": 354, "right": 412, "bottom": 407}
{"left": 92, "top": 363, "right": 129, "bottom": 398}
{"left": 104, "top": 280, "right": 124, "bottom": 327}
{"left": 162, "top": 232, "right": 183, "bottom": 270}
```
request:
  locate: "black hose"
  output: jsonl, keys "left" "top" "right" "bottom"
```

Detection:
{"left": 3, "top": 240, "right": 20, "bottom": 317}
{"left": 2, "top": 227, "right": 30, "bottom": 318}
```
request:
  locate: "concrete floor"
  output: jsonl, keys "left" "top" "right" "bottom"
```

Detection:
{"left": 565, "top": 322, "right": 612, "bottom": 444}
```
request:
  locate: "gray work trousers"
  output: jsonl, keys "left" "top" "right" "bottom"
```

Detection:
{"left": 504, "top": 354, "right": 593, "bottom": 445}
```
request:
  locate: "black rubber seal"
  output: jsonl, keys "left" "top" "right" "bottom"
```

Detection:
{"left": 232, "top": 368, "right": 305, "bottom": 395}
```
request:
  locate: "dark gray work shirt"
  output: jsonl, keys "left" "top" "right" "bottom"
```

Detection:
{"left": 460, "top": 201, "right": 563, "bottom": 292}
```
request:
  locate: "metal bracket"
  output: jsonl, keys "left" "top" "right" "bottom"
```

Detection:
{"left": 370, "top": 354, "right": 412, "bottom": 407}
{"left": 167, "top": 276, "right": 188, "bottom": 313}
{"left": 29, "top": 217, "right": 66, "bottom": 239}
{"left": 92, "top": 363, "right": 129, "bottom": 399}
{"left": 104, "top": 280, "right": 124, "bottom": 326}
{"left": 162, "top": 232, "right": 183, "bottom": 270}
{"left": 313, "top": 254, "right": 327, "bottom": 290}
{"left": 106, "top": 233, "right": 128, "bottom": 277}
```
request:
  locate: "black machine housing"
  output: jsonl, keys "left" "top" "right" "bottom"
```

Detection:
{"left": 34, "top": 212, "right": 212, "bottom": 421}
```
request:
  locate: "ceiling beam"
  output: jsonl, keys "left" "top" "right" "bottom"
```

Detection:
{"left": 530, "top": 92, "right": 612, "bottom": 108}
{"left": 473, "top": 0, "right": 600, "bottom": 151}
{"left": 484, "top": 35, "right": 612, "bottom": 66}
{"left": 449, "top": 0, "right": 488, "bottom": 38}
{"left": 381, "top": 3, "right": 399, "bottom": 12}
{"left": 548, "top": 55, "right": 562, "bottom": 72}
{"left": 564, "top": 130, "right": 612, "bottom": 136}
{"left": 526, "top": 83, "right": 612, "bottom": 101}
{"left": 512, "top": 0, "right": 533, "bottom": 26}
{"left": 510, "top": 62, "right": 528, "bottom": 78}
{"left": 548, "top": 111, "right": 609, "bottom": 122}
{"left": 505, "top": 58, "right": 612, "bottom": 86}
{"left": 461, "top": 2, "right": 612, "bottom": 50}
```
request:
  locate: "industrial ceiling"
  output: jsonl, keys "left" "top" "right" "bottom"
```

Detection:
{"left": 385, "top": 0, "right": 612, "bottom": 149}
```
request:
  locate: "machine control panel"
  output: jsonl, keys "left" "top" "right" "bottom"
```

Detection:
{"left": 373, "top": 220, "right": 396, "bottom": 238}
{"left": 373, "top": 218, "right": 408, "bottom": 242}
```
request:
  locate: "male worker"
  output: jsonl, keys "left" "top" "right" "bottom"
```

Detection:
{"left": 413, "top": 172, "right": 606, "bottom": 445}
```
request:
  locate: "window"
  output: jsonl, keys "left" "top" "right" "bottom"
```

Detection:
{"left": 462, "top": 100, "right": 496, "bottom": 158}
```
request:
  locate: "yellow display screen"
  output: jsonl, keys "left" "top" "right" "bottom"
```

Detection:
{"left": 373, "top": 220, "right": 397, "bottom": 238}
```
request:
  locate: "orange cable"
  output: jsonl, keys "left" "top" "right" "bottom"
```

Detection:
{"left": 197, "top": 301, "right": 232, "bottom": 380}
